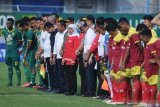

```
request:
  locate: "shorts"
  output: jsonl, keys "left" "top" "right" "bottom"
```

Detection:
{"left": 147, "top": 75, "right": 158, "bottom": 85}
{"left": 5, "top": 53, "right": 19, "bottom": 67}
{"left": 131, "top": 66, "right": 141, "bottom": 76}
{"left": 121, "top": 68, "right": 132, "bottom": 78}
{"left": 110, "top": 70, "right": 121, "bottom": 79}
{"left": 142, "top": 71, "right": 158, "bottom": 85}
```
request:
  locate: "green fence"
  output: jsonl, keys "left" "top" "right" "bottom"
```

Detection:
{"left": 0, "top": 12, "right": 159, "bottom": 36}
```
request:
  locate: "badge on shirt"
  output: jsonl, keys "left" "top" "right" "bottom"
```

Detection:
{"left": 6, "top": 35, "right": 13, "bottom": 45}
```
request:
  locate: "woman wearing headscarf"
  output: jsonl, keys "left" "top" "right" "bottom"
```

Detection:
{"left": 62, "top": 24, "right": 79, "bottom": 96}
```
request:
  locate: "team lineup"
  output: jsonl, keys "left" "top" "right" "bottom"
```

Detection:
{"left": 2, "top": 13, "right": 160, "bottom": 107}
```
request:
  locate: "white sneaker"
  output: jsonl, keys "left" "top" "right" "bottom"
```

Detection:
{"left": 127, "top": 102, "right": 133, "bottom": 105}
{"left": 109, "top": 102, "right": 117, "bottom": 105}
{"left": 92, "top": 96, "right": 99, "bottom": 99}
{"left": 104, "top": 100, "right": 117, "bottom": 105}
{"left": 117, "top": 102, "right": 124, "bottom": 105}
{"left": 103, "top": 99, "right": 112, "bottom": 104}
{"left": 133, "top": 102, "right": 147, "bottom": 107}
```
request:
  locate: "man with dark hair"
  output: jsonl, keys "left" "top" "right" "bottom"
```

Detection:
{"left": 118, "top": 17, "right": 138, "bottom": 105}
{"left": 30, "top": 17, "right": 37, "bottom": 31}
{"left": 2, "top": 18, "right": 22, "bottom": 86}
{"left": 20, "top": 20, "right": 38, "bottom": 87}
{"left": 118, "top": 17, "right": 136, "bottom": 37}
{"left": 105, "top": 21, "right": 126, "bottom": 105}
{"left": 143, "top": 15, "right": 158, "bottom": 38}
{"left": 136, "top": 28, "right": 159, "bottom": 106}
{"left": 45, "top": 22, "right": 58, "bottom": 92}
{"left": 53, "top": 20, "right": 67, "bottom": 93}
{"left": 36, "top": 22, "right": 55, "bottom": 92}
{"left": 136, "top": 23, "right": 148, "bottom": 33}
{"left": 80, "top": 15, "right": 97, "bottom": 97}
{"left": 84, "top": 17, "right": 110, "bottom": 99}
{"left": 66, "top": 17, "right": 74, "bottom": 27}
{"left": 75, "top": 18, "right": 88, "bottom": 96}
{"left": 22, "top": 17, "right": 30, "bottom": 25}
{"left": 33, "top": 17, "right": 46, "bottom": 89}
{"left": 41, "top": 14, "right": 50, "bottom": 23}
{"left": 86, "top": 15, "right": 95, "bottom": 25}
{"left": 19, "top": 20, "right": 32, "bottom": 88}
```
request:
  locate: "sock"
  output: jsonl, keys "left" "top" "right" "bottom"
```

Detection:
{"left": 133, "top": 80, "right": 141, "bottom": 104}
{"left": 23, "top": 66, "right": 31, "bottom": 82}
{"left": 141, "top": 82, "right": 149, "bottom": 104}
{"left": 139, "top": 83, "right": 142, "bottom": 102}
{"left": 111, "top": 80, "right": 117, "bottom": 102}
{"left": 8, "top": 66, "right": 13, "bottom": 84}
{"left": 15, "top": 66, "right": 21, "bottom": 84}
{"left": 149, "top": 85, "right": 157, "bottom": 105}
{"left": 117, "top": 83, "right": 121, "bottom": 102}
{"left": 31, "top": 71, "right": 36, "bottom": 85}
{"left": 127, "top": 82, "right": 132, "bottom": 102}
{"left": 115, "top": 82, "right": 119, "bottom": 102}
{"left": 121, "top": 81, "right": 127, "bottom": 103}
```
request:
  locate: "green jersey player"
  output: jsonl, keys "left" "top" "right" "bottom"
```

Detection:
{"left": 2, "top": 18, "right": 22, "bottom": 86}
{"left": 20, "top": 21, "right": 38, "bottom": 87}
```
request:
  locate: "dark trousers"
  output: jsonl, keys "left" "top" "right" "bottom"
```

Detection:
{"left": 85, "top": 56, "right": 97, "bottom": 95}
{"left": 97, "top": 61, "right": 110, "bottom": 96}
{"left": 78, "top": 54, "right": 87, "bottom": 94}
{"left": 55, "top": 59, "right": 66, "bottom": 92}
{"left": 46, "top": 57, "right": 54, "bottom": 89}
{"left": 64, "top": 64, "right": 77, "bottom": 94}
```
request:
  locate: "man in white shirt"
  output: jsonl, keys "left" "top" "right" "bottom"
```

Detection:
{"left": 40, "top": 22, "right": 55, "bottom": 93}
{"left": 53, "top": 20, "right": 67, "bottom": 93}
{"left": 83, "top": 15, "right": 97, "bottom": 97}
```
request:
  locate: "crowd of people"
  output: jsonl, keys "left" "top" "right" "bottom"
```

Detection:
{"left": 2, "top": 12, "right": 160, "bottom": 106}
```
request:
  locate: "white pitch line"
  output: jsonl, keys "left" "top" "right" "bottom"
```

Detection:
{"left": 0, "top": 94, "right": 60, "bottom": 97}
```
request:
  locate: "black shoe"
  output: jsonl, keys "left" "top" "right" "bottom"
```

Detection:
{"left": 7, "top": 83, "right": 12, "bottom": 86}
{"left": 84, "top": 92, "right": 96, "bottom": 97}
{"left": 64, "top": 92, "right": 71, "bottom": 96}
{"left": 37, "top": 85, "right": 47, "bottom": 91}
{"left": 103, "top": 95, "right": 111, "bottom": 100}
{"left": 94, "top": 95, "right": 106, "bottom": 99}
{"left": 53, "top": 89, "right": 60, "bottom": 93}
{"left": 46, "top": 89, "right": 54, "bottom": 93}
{"left": 41, "top": 88, "right": 49, "bottom": 92}
{"left": 74, "top": 92, "right": 83, "bottom": 96}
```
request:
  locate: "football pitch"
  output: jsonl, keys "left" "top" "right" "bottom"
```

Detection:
{"left": 0, "top": 62, "right": 124, "bottom": 107}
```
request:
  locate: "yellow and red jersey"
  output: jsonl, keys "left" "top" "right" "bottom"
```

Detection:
{"left": 111, "top": 32, "right": 125, "bottom": 72}
{"left": 143, "top": 37, "right": 159, "bottom": 78}
{"left": 127, "top": 34, "right": 143, "bottom": 68}
{"left": 151, "top": 29, "right": 158, "bottom": 38}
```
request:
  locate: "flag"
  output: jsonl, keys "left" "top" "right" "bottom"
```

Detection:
{"left": 101, "top": 79, "right": 109, "bottom": 91}
{"left": 40, "top": 64, "right": 45, "bottom": 79}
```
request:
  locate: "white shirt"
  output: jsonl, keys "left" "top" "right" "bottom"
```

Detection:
{"left": 40, "top": 31, "right": 51, "bottom": 58}
{"left": 53, "top": 29, "right": 67, "bottom": 59}
{"left": 98, "top": 31, "right": 109, "bottom": 57}
{"left": 83, "top": 26, "right": 96, "bottom": 55}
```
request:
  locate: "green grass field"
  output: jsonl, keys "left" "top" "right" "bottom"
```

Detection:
{"left": 0, "top": 62, "right": 124, "bottom": 107}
